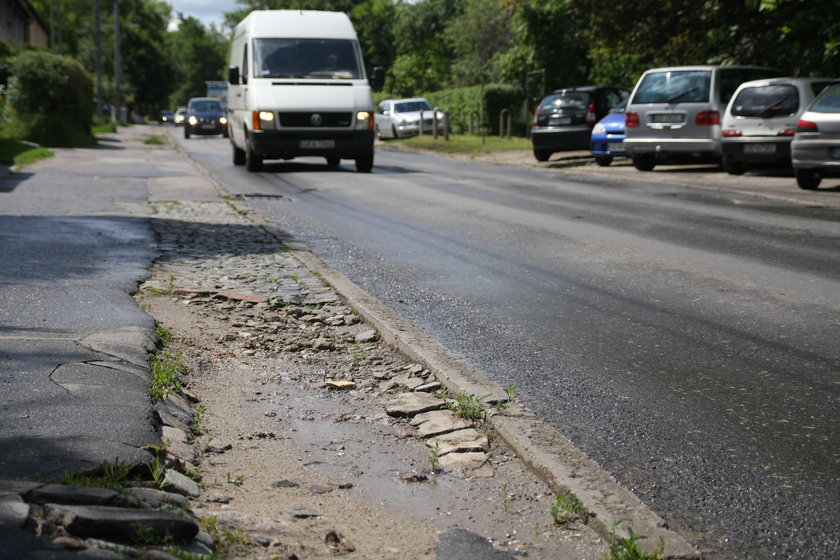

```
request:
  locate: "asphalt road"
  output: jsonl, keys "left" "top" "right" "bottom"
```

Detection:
{"left": 173, "top": 131, "right": 840, "bottom": 559}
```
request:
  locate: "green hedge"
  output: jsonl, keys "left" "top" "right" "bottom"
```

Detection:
{"left": 376, "top": 83, "right": 528, "bottom": 137}
{"left": 4, "top": 50, "right": 94, "bottom": 147}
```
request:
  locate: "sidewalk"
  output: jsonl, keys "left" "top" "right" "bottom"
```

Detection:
{"left": 0, "top": 125, "right": 698, "bottom": 559}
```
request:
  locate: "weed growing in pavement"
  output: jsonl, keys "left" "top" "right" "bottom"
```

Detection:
{"left": 142, "top": 135, "right": 168, "bottom": 146}
{"left": 550, "top": 494, "right": 585, "bottom": 525}
{"left": 199, "top": 516, "right": 250, "bottom": 556}
{"left": 428, "top": 441, "right": 442, "bottom": 473}
{"left": 499, "top": 483, "right": 514, "bottom": 512}
{"left": 143, "top": 275, "right": 176, "bottom": 296}
{"left": 227, "top": 473, "right": 246, "bottom": 486}
{"left": 148, "top": 453, "right": 170, "bottom": 489}
{"left": 130, "top": 523, "right": 172, "bottom": 546}
{"left": 56, "top": 459, "right": 133, "bottom": 490}
{"left": 149, "top": 349, "right": 183, "bottom": 403}
{"left": 603, "top": 521, "right": 665, "bottom": 560}
{"left": 156, "top": 325, "right": 172, "bottom": 347}
{"left": 189, "top": 404, "right": 206, "bottom": 442}
{"left": 444, "top": 393, "right": 490, "bottom": 422}
{"left": 494, "top": 384, "right": 517, "bottom": 411}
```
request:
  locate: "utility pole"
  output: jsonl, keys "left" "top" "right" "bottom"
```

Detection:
{"left": 95, "top": 0, "right": 102, "bottom": 115}
{"left": 113, "top": 0, "right": 121, "bottom": 122}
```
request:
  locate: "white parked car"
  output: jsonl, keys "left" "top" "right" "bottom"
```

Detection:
{"left": 375, "top": 98, "right": 445, "bottom": 139}
{"left": 791, "top": 80, "right": 840, "bottom": 190}
{"left": 720, "top": 77, "right": 832, "bottom": 174}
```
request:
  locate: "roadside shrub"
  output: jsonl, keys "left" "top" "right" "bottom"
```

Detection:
{"left": 4, "top": 50, "right": 94, "bottom": 147}
{"left": 425, "top": 83, "right": 526, "bottom": 137}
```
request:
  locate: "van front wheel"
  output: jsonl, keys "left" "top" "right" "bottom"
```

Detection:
{"left": 245, "top": 141, "right": 263, "bottom": 172}
{"left": 233, "top": 144, "right": 246, "bottom": 166}
{"left": 355, "top": 153, "right": 374, "bottom": 173}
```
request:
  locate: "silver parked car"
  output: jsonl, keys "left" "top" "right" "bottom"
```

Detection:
{"left": 791, "top": 80, "right": 840, "bottom": 190}
{"left": 375, "top": 98, "right": 444, "bottom": 139}
{"left": 624, "top": 65, "right": 783, "bottom": 171}
{"left": 721, "top": 77, "right": 832, "bottom": 174}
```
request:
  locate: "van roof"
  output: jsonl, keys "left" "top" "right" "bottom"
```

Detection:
{"left": 235, "top": 10, "right": 357, "bottom": 40}
{"left": 641, "top": 65, "right": 779, "bottom": 73}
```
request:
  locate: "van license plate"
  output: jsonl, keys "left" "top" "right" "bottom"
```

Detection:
{"left": 300, "top": 140, "right": 335, "bottom": 149}
{"left": 743, "top": 144, "right": 775, "bottom": 154}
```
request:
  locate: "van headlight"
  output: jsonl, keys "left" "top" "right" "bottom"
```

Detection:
{"left": 354, "top": 111, "right": 373, "bottom": 130}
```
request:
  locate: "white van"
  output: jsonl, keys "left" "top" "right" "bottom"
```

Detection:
{"left": 227, "top": 10, "right": 381, "bottom": 172}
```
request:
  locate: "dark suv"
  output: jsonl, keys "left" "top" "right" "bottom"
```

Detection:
{"left": 530, "top": 86, "right": 629, "bottom": 161}
{"left": 184, "top": 97, "right": 228, "bottom": 139}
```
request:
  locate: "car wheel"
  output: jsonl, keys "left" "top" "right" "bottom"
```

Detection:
{"left": 795, "top": 168, "right": 821, "bottom": 190}
{"left": 391, "top": 125, "right": 398, "bottom": 139}
{"left": 245, "top": 140, "right": 262, "bottom": 172}
{"left": 232, "top": 144, "right": 246, "bottom": 166}
{"left": 326, "top": 157, "right": 341, "bottom": 167}
{"left": 533, "top": 149, "right": 551, "bottom": 162}
{"left": 632, "top": 153, "right": 656, "bottom": 171}
{"left": 594, "top": 156, "right": 613, "bottom": 167}
{"left": 222, "top": 127, "right": 229, "bottom": 139}
{"left": 184, "top": 125, "right": 191, "bottom": 139}
{"left": 722, "top": 155, "right": 746, "bottom": 175}
{"left": 355, "top": 153, "right": 374, "bottom": 173}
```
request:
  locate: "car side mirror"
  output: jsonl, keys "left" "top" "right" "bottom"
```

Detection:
{"left": 370, "top": 66, "right": 385, "bottom": 91}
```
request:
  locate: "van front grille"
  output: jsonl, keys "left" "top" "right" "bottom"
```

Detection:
{"left": 277, "top": 112, "right": 352, "bottom": 127}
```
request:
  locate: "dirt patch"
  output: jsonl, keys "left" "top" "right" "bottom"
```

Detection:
{"left": 135, "top": 198, "right": 606, "bottom": 559}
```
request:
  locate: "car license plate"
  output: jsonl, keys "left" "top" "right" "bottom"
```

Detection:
{"left": 650, "top": 113, "right": 684, "bottom": 124}
{"left": 743, "top": 144, "right": 775, "bottom": 154}
{"left": 607, "top": 142, "right": 623, "bottom": 152}
{"left": 201, "top": 124, "right": 215, "bottom": 130}
{"left": 548, "top": 117, "right": 571, "bottom": 126}
{"left": 300, "top": 140, "right": 335, "bottom": 149}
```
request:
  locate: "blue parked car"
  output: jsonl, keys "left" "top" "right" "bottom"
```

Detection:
{"left": 589, "top": 105, "right": 627, "bottom": 166}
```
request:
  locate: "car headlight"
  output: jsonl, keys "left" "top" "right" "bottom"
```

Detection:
{"left": 592, "top": 123, "right": 606, "bottom": 135}
{"left": 188, "top": 115, "right": 198, "bottom": 126}
{"left": 219, "top": 116, "right": 228, "bottom": 125}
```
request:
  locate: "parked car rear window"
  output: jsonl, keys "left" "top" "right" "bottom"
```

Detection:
{"left": 632, "top": 71, "right": 711, "bottom": 104}
{"left": 809, "top": 83, "right": 840, "bottom": 113}
{"left": 730, "top": 85, "right": 799, "bottom": 117}
{"left": 540, "top": 92, "right": 590, "bottom": 111}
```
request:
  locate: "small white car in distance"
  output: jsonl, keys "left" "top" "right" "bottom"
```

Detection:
{"left": 375, "top": 98, "right": 445, "bottom": 139}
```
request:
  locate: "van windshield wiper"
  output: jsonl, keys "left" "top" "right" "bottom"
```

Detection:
{"left": 758, "top": 96, "right": 790, "bottom": 118}
{"left": 665, "top": 87, "right": 698, "bottom": 103}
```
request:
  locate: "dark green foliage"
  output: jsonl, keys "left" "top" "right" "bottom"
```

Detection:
{"left": 5, "top": 50, "right": 94, "bottom": 147}
{"left": 425, "top": 83, "right": 525, "bottom": 136}
{"left": 167, "top": 16, "right": 228, "bottom": 107}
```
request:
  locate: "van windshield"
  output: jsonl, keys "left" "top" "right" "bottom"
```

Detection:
{"left": 253, "top": 38, "right": 362, "bottom": 79}
{"left": 633, "top": 71, "right": 711, "bottom": 104}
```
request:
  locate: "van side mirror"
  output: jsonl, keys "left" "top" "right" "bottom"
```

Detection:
{"left": 228, "top": 67, "right": 240, "bottom": 85}
{"left": 370, "top": 66, "right": 385, "bottom": 91}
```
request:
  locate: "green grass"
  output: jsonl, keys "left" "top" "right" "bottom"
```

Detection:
{"left": 394, "top": 133, "right": 532, "bottom": 156}
{"left": 550, "top": 494, "right": 585, "bottom": 525}
{"left": 149, "top": 349, "right": 183, "bottom": 403}
{"left": 0, "top": 138, "right": 54, "bottom": 166}
{"left": 143, "top": 134, "right": 169, "bottom": 146}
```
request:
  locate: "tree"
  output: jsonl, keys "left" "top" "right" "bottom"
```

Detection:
{"left": 167, "top": 16, "right": 229, "bottom": 107}
{"left": 444, "top": 0, "right": 516, "bottom": 86}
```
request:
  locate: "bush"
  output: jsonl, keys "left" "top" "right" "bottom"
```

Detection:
{"left": 425, "top": 83, "right": 526, "bottom": 137}
{"left": 4, "top": 50, "right": 94, "bottom": 147}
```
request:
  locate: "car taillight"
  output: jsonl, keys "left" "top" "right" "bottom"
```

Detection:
{"left": 586, "top": 103, "right": 596, "bottom": 126}
{"left": 695, "top": 110, "right": 720, "bottom": 126}
{"left": 777, "top": 128, "right": 796, "bottom": 136}
{"left": 796, "top": 119, "right": 818, "bottom": 132}
{"left": 626, "top": 112, "right": 640, "bottom": 127}
{"left": 532, "top": 104, "right": 542, "bottom": 126}
{"left": 722, "top": 129, "right": 742, "bottom": 137}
